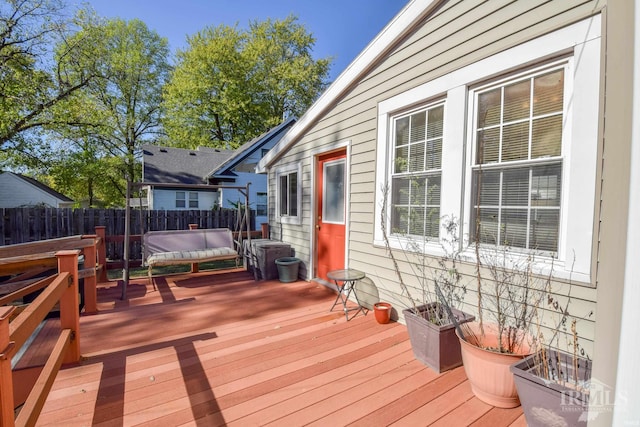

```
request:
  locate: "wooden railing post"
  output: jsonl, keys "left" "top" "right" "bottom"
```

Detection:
{"left": 56, "top": 250, "right": 81, "bottom": 364}
{"left": 0, "top": 306, "right": 16, "bottom": 427}
{"left": 81, "top": 237, "right": 98, "bottom": 314}
{"left": 188, "top": 224, "right": 199, "bottom": 273}
{"left": 94, "top": 226, "right": 108, "bottom": 283}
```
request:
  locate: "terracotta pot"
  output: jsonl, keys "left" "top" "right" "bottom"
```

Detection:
{"left": 403, "top": 303, "right": 474, "bottom": 373}
{"left": 373, "top": 302, "right": 392, "bottom": 324}
{"left": 456, "top": 322, "right": 532, "bottom": 408}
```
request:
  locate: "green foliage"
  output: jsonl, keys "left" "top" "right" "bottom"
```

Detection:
{"left": 2, "top": 5, "right": 328, "bottom": 207}
{"left": 43, "top": 148, "right": 131, "bottom": 207}
{"left": 0, "top": 0, "right": 100, "bottom": 152}
{"left": 163, "top": 15, "right": 331, "bottom": 149}
{"left": 48, "top": 16, "right": 171, "bottom": 203}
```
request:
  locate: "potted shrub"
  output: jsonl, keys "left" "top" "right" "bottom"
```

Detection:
{"left": 380, "top": 203, "right": 474, "bottom": 373}
{"left": 511, "top": 344, "right": 592, "bottom": 426}
{"left": 510, "top": 277, "right": 594, "bottom": 425}
{"left": 453, "top": 245, "right": 547, "bottom": 408}
{"left": 400, "top": 222, "right": 475, "bottom": 373}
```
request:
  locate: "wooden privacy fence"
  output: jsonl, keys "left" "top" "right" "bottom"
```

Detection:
{"left": 0, "top": 208, "right": 254, "bottom": 265}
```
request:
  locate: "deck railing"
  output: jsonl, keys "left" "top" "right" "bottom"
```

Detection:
{"left": 0, "top": 233, "right": 105, "bottom": 427}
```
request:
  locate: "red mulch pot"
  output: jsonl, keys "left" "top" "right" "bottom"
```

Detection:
{"left": 403, "top": 303, "right": 474, "bottom": 374}
{"left": 373, "top": 302, "right": 392, "bottom": 324}
{"left": 510, "top": 349, "right": 592, "bottom": 426}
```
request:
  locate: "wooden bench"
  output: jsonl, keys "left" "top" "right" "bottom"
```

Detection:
{"left": 143, "top": 228, "right": 240, "bottom": 280}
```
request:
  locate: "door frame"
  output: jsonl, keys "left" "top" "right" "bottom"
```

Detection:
{"left": 309, "top": 140, "right": 351, "bottom": 280}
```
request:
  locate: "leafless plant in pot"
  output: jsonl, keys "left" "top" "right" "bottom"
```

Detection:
{"left": 510, "top": 259, "right": 594, "bottom": 426}
{"left": 452, "top": 225, "right": 551, "bottom": 407}
{"left": 380, "top": 185, "right": 473, "bottom": 373}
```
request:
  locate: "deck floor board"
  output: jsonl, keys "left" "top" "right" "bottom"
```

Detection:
{"left": 29, "top": 268, "right": 524, "bottom": 426}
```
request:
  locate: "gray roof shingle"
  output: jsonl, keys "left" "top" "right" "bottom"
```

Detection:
{"left": 142, "top": 145, "right": 235, "bottom": 185}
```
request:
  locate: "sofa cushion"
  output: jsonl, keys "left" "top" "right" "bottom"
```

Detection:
{"left": 147, "top": 247, "right": 237, "bottom": 267}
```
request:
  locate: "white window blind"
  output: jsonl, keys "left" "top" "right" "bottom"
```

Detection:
{"left": 471, "top": 68, "right": 564, "bottom": 252}
{"left": 391, "top": 103, "right": 444, "bottom": 238}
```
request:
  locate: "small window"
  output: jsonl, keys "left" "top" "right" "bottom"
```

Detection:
{"left": 256, "top": 192, "right": 268, "bottom": 216}
{"left": 276, "top": 164, "right": 301, "bottom": 224}
{"left": 390, "top": 102, "right": 444, "bottom": 238}
{"left": 175, "top": 191, "right": 186, "bottom": 208}
{"left": 279, "top": 172, "right": 298, "bottom": 217}
{"left": 261, "top": 148, "right": 269, "bottom": 158}
{"left": 189, "top": 192, "right": 199, "bottom": 209}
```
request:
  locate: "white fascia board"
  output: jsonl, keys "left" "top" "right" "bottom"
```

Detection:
{"left": 256, "top": 0, "right": 443, "bottom": 173}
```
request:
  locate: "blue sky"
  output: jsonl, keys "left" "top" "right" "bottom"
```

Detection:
{"left": 79, "top": 0, "right": 407, "bottom": 81}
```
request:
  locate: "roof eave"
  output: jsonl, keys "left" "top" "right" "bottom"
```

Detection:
{"left": 208, "top": 117, "right": 296, "bottom": 177}
{"left": 256, "top": 0, "right": 445, "bottom": 173}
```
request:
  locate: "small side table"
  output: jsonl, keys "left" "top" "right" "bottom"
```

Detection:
{"left": 327, "top": 269, "right": 367, "bottom": 321}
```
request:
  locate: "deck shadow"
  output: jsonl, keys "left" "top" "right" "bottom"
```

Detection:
{"left": 88, "top": 331, "right": 221, "bottom": 425}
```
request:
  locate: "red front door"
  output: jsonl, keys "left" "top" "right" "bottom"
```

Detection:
{"left": 316, "top": 151, "right": 347, "bottom": 280}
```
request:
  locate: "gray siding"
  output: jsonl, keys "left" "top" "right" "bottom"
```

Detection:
{"left": 267, "top": 0, "right": 603, "bottom": 355}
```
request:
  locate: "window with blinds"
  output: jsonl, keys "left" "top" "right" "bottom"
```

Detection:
{"left": 471, "top": 67, "right": 564, "bottom": 252}
{"left": 391, "top": 103, "right": 444, "bottom": 238}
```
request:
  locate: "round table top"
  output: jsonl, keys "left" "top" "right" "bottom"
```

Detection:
{"left": 327, "top": 269, "right": 365, "bottom": 282}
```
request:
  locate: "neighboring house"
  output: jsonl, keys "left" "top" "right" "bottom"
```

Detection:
{"left": 257, "top": 1, "right": 639, "bottom": 425}
{"left": 142, "top": 145, "right": 234, "bottom": 210}
{"left": 0, "top": 172, "right": 74, "bottom": 208}
{"left": 206, "top": 117, "right": 296, "bottom": 227}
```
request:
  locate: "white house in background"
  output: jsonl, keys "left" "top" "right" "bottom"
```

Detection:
{"left": 141, "top": 145, "right": 234, "bottom": 211}
{"left": 205, "top": 117, "right": 296, "bottom": 227}
{"left": 0, "top": 172, "right": 74, "bottom": 208}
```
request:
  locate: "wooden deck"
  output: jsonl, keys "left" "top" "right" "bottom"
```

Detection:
{"left": 30, "top": 268, "right": 525, "bottom": 426}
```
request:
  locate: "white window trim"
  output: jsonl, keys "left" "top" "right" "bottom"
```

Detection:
{"left": 374, "top": 15, "right": 601, "bottom": 283}
{"left": 275, "top": 162, "right": 302, "bottom": 225}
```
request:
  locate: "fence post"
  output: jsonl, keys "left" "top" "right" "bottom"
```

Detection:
{"left": 81, "top": 237, "right": 98, "bottom": 314}
{"left": 56, "top": 250, "right": 81, "bottom": 364}
{"left": 188, "top": 224, "right": 199, "bottom": 273}
{"left": 0, "top": 306, "right": 16, "bottom": 427}
{"left": 94, "top": 226, "right": 108, "bottom": 283}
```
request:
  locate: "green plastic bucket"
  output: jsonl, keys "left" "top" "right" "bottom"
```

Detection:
{"left": 275, "top": 257, "right": 300, "bottom": 283}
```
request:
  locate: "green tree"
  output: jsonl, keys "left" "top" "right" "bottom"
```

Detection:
{"left": 163, "top": 15, "right": 331, "bottom": 149}
{"left": 0, "top": 0, "right": 99, "bottom": 154}
{"left": 51, "top": 17, "right": 171, "bottom": 204}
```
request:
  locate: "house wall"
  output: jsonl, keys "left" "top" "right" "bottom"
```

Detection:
{"left": 591, "top": 1, "right": 635, "bottom": 425}
{"left": 0, "top": 173, "right": 70, "bottom": 208}
{"left": 218, "top": 172, "right": 268, "bottom": 229}
{"left": 150, "top": 188, "right": 219, "bottom": 211}
{"left": 266, "top": 0, "right": 604, "bottom": 356}
{"left": 217, "top": 146, "right": 273, "bottom": 228}
{"left": 611, "top": 2, "right": 640, "bottom": 423}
